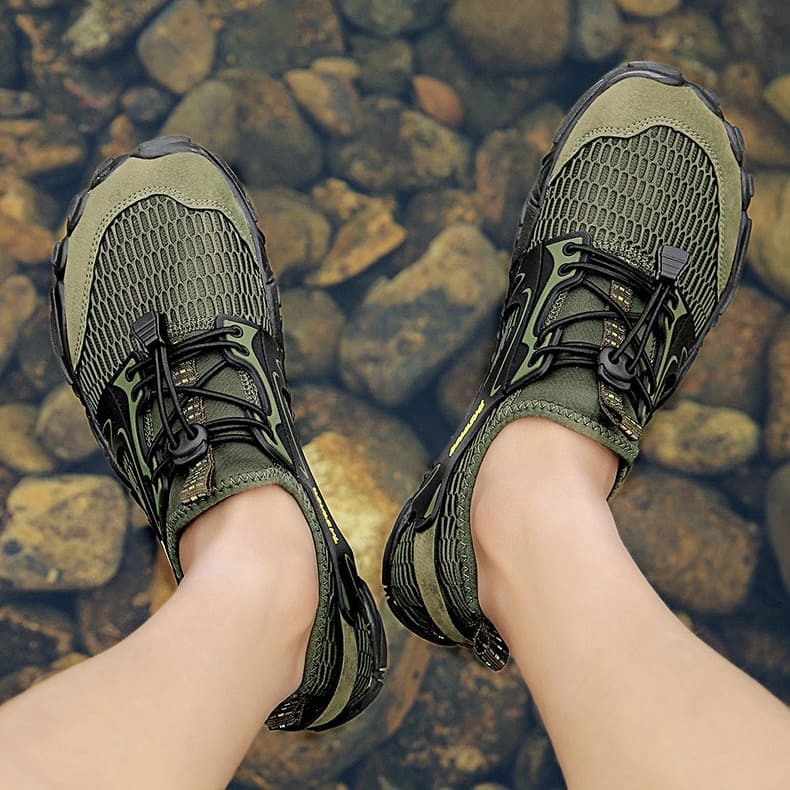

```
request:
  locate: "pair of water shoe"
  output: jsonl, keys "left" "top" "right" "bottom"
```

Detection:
{"left": 51, "top": 62, "right": 752, "bottom": 730}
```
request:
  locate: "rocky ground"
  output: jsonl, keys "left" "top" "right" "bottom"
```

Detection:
{"left": 0, "top": 0, "right": 789, "bottom": 788}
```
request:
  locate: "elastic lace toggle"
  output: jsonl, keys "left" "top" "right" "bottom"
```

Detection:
{"left": 170, "top": 423, "right": 209, "bottom": 468}
{"left": 132, "top": 311, "right": 168, "bottom": 351}
{"left": 598, "top": 345, "right": 635, "bottom": 391}
{"left": 658, "top": 244, "right": 691, "bottom": 282}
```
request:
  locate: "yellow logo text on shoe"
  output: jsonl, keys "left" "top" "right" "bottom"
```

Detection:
{"left": 449, "top": 399, "right": 485, "bottom": 458}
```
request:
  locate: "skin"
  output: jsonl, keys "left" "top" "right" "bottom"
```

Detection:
{"left": 0, "top": 418, "right": 788, "bottom": 788}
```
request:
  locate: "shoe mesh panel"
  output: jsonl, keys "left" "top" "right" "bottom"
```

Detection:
{"left": 530, "top": 125, "right": 720, "bottom": 333}
{"left": 77, "top": 195, "right": 270, "bottom": 409}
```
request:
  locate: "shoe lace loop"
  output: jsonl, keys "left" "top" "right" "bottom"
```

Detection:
{"left": 130, "top": 311, "right": 267, "bottom": 477}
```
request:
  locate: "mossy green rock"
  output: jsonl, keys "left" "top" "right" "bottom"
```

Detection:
{"left": 340, "top": 225, "right": 506, "bottom": 406}
{"left": 641, "top": 400, "right": 760, "bottom": 475}
{"left": 0, "top": 475, "right": 127, "bottom": 590}
{"left": 612, "top": 470, "right": 759, "bottom": 614}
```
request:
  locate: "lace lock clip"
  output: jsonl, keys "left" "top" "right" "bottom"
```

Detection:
{"left": 132, "top": 311, "right": 168, "bottom": 352}
{"left": 658, "top": 245, "right": 691, "bottom": 282}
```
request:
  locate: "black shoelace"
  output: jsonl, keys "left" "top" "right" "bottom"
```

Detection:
{"left": 129, "top": 311, "right": 276, "bottom": 484}
{"left": 529, "top": 241, "right": 690, "bottom": 418}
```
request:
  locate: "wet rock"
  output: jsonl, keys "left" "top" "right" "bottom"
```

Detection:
{"left": 766, "top": 316, "right": 790, "bottom": 462}
{"left": 724, "top": 105, "right": 790, "bottom": 169}
{"left": 0, "top": 474, "right": 127, "bottom": 590}
{"left": 0, "top": 89, "right": 41, "bottom": 119}
{"left": 121, "top": 85, "right": 175, "bottom": 126}
{"left": 748, "top": 172, "right": 790, "bottom": 300}
{"left": 641, "top": 400, "right": 760, "bottom": 475}
{"left": 96, "top": 114, "right": 147, "bottom": 161}
{"left": 0, "top": 189, "right": 53, "bottom": 265}
{"left": 766, "top": 464, "right": 790, "bottom": 596}
{"left": 292, "top": 383, "right": 428, "bottom": 501}
{"left": 0, "top": 117, "right": 86, "bottom": 178}
{"left": 721, "top": 618, "right": 790, "bottom": 701}
{"left": 0, "top": 7, "right": 16, "bottom": 88}
{"left": 0, "top": 274, "right": 37, "bottom": 374}
{"left": 18, "top": 303, "right": 63, "bottom": 394}
{"left": 35, "top": 384, "right": 98, "bottom": 464}
{"left": 0, "top": 604, "right": 75, "bottom": 676}
{"left": 721, "top": 62, "right": 762, "bottom": 112}
{"left": 339, "top": 0, "right": 450, "bottom": 37}
{"left": 719, "top": 461, "right": 771, "bottom": 518}
{"left": 447, "top": 0, "right": 570, "bottom": 74}
{"left": 475, "top": 127, "right": 541, "bottom": 247}
{"left": 160, "top": 80, "right": 239, "bottom": 163}
{"left": 238, "top": 614, "right": 432, "bottom": 788}
{"left": 438, "top": 334, "right": 495, "bottom": 423}
{"left": 306, "top": 204, "right": 406, "bottom": 287}
{"left": 305, "top": 432, "right": 400, "bottom": 601}
{"left": 329, "top": 97, "right": 471, "bottom": 193}
{"left": 249, "top": 187, "right": 331, "bottom": 281}
{"left": 281, "top": 289, "right": 345, "bottom": 380}
{"left": 340, "top": 225, "right": 506, "bottom": 406}
{"left": 311, "top": 178, "right": 397, "bottom": 226}
{"left": 615, "top": 0, "right": 680, "bottom": 16}
{"left": 412, "top": 75, "right": 464, "bottom": 129}
{"left": 137, "top": 0, "right": 215, "bottom": 95}
{"left": 764, "top": 75, "right": 790, "bottom": 126}
{"left": 0, "top": 404, "right": 53, "bottom": 474}
{"left": 393, "top": 187, "right": 480, "bottom": 272}
{"left": 218, "top": 69, "right": 323, "bottom": 188}
{"left": 76, "top": 526, "right": 155, "bottom": 655}
{"left": 722, "top": 0, "right": 790, "bottom": 79}
{"left": 312, "top": 56, "right": 362, "bottom": 82}
{"left": 414, "top": 28, "right": 551, "bottom": 139}
{"left": 677, "top": 286, "right": 783, "bottom": 417}
{"left": 352, "top": 36, "right": 414, "bottom": 96}
{"left": 217, "top": 0, "right": 343, "bottom": 76}
{"left": 354, "top": 648, "right": 529, "bottom": 789}
{"left": 284, "top": 68, "right": 362, "bottom": 138}
{"left": 65, "top": 0, "right": 170, "bottom": 60}
{"left": 622, "top": 11, "right": 724, "bottom": 86}
{"left": 612, "top": 470, "right": 760, "bottom": 614}
{"left": 572, "top": 0, "right": 624, "bottom": 62}
{"left": 512, "top": 733, "right": 564, "bottom": 790}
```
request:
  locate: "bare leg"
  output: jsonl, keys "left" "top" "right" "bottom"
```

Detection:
{"left": 0, "top": 485, "right": 318, "bottom": 790}
{"left": 472, "top": 417, "right": 790, "bottom": 790}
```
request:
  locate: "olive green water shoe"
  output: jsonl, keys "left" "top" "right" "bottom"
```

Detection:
{"left": 50, "top": 135, "right": 386, "bottom": 729}
{"left": 382, "top": 61, "right": 753, "bottom": 670}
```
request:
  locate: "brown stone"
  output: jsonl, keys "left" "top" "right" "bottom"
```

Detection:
{"left": 281, "top": 289, "right": 345, "bottom": 380}
{"left": 0, "top": 175, "right": 55, "bottom": 264}
{"left": 311, "top": 178, "right": 397, "bottom": 226}
{"left": 35, "top": 383, "right": 98, "bottom": 463}
{"left": 747, "top": 172, "right": 790, "bottom": 301}
{"left": 354, "top": 648, "right": 529, "bottom": 789}
{"left": 764, "top": 74, "right": 790, "bottom": 126}
{"left": 0, "top": 604, "right": 75, "bottom": 676}
{"left": 766, "top": 316, "right": 790, "bottom": 462}
{"left": 249, "top": 187, "right": 331, "bottom": 281}
{"left": 0, "top": 274, "right": 37, "bottom": 374}
{"left": 77, "top": 527, "right": 156, "bottom": 654}
{"left": 766, "top": 464, "right": 790, "bottom": 596}
{"left": 340, "top": 225, "right": 507, "bottom": 406}
{"left": 292, "top": 383, "right": 428, "bottom": 503}
{"left": 677, "top": 285, "right": 783, "bottom": 416}
{"left": 0, "top": 403, "right": 54, "bottom": 474}
{"left": 641, "top": 400, "right": 760, "bottom": 475}
{"left": 284, "top": 69, "right": 361, "bottom": 138}
{"left": 724, "top": 105, "right": 790, "bottom": 169}
{"left": 438, "top": 334, "right": 496, "bottom": 424}
{"left": 616, "top": 0, "right": 681, "bottom": 17}
{"left": 612, "top": 470, "right": 760, "bottom": 614}
{"left": 0, "top": 117, "right": 86, "bottom": 178}
{"left": 137, "top": 0, "right": 215, "bottom": 94}
{"left": 17, "top": 302, "right": 64, "bottom": 394}
{"left": 412, "top": 75, "right": 464, "bottom": 129}
{"left": 306, "top": 204, "right": 406, "bottom": 287}
{"left": 448, "top": 0, "right": 570, "bottom": 74}
{"left": 0, "top": 474, "right": 127, "bottom": 590}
